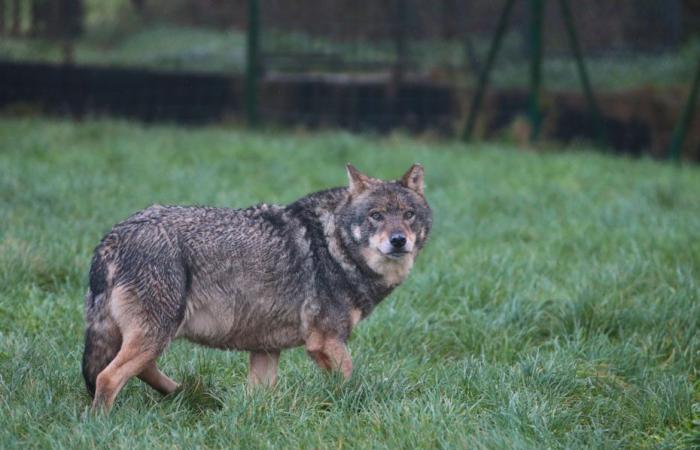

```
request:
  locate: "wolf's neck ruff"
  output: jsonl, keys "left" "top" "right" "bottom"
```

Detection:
{"left": 310, "top": 192, "right": 404, "bottom": 315}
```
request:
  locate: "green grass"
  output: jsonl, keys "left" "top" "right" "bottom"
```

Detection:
{"left": 0, "top": 117, "right": 699, "bottom": 448}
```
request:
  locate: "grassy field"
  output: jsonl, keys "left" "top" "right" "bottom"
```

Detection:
{"left": 0, "top": 117, "right": 699, "bottom": 448}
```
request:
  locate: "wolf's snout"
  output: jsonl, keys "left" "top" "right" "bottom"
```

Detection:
{"left": 390, "top": 233, "right": 407, "bottom": 249}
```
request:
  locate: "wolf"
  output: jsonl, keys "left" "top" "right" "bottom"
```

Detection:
{"left": 82, "top": 163, "right": 432, "bottom": 412}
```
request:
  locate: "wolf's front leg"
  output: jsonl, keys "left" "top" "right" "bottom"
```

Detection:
{"left": 306, "top": 333, "right": 352, "bottom": 379}
{"left": 248, "top": 351, "right": 280, "bottom": 387}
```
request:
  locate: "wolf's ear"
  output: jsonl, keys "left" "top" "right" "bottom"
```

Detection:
{"left": 346, "top": 164, "right": 374, "bottom": 195}
{"left": 400, "top": 163, "right": 424, "bottom": 195}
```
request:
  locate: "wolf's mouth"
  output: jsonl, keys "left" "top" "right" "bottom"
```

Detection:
{"left": 384, "top": 250, "right": 410, "bottom": 260}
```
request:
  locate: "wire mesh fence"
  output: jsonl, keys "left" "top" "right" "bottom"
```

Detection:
{"left": 0, "top": 0, "right": 698, "bottom": 158}
{"left": 258, "top": 0, "right": 693, "bottom": 84}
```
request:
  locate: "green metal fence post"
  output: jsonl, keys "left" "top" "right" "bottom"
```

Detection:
{"left": 528, "top": 0, "right": 544, "bottom": 142}
{"left": 462, "top": 0, "right": 516, "bottom": 141}
{"left": 558, "top": 0, "right": 605, "bottom": 148}
{"left": 668, "top": 59, "right": 700, "bottom": 162}
{"left": 245, "top": 0, "right": 260, "bottom": 126}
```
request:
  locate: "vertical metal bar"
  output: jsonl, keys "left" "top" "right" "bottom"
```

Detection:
{"left": 528, "top": 0, "right": 544, "bottom": 142}
{"left": 462, "top": 0, "right": 516, "bottom": 141}
{"left": 245, "top": 0, "right": 260, "bottom": 126}
{"left": 558, "top": 0, "right": 605, "bottom": 148}
{"left": 669, "top": 59, "right": 700, "bottom": 162}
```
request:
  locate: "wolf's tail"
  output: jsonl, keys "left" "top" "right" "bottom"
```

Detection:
{"left": 82, "top": 251, "right": 122, "bottom": 397}
{"left": 82, "top": 289, "right": 122, "bottom": 397}
{"left": 82, "top": 322, "right": 122, "bottom": 397}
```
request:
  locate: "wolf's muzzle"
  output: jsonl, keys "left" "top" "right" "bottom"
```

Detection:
{"left": 389, "top": 233, "right": 407, "bottom": 249}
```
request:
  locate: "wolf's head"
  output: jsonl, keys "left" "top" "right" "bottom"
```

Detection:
{"left": 338, "top": 164, "right": 432, "bottom": 286}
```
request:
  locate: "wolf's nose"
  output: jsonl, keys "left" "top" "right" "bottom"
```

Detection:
{"left": 390, "top": 233, "right": 407, "bottom": 249}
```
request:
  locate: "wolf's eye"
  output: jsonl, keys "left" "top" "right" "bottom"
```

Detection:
{"left": 404, "top": 210, "right": 415, "bottom": 220}
{"left": 370, "top": 211, "right": 384, "bottom": 221}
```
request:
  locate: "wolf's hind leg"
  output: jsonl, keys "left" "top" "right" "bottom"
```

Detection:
{"left": 89, "top": 247, "right": 186, "bottom": 412}
{"left": 248, "top": 351, "right": 280, "bottom": 387}
{"left": 92, "top": 334, "right": 166, "bottom": 413}
{"left": 138, "top": 361, "right": 180, "bottom": 395}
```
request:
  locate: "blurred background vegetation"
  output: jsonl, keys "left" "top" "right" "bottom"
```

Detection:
{"left": 0, "top": 0, "right": 698, "bottom": 158}
{"left": 1, "top": 0, "right": 697, "bottom": 87}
